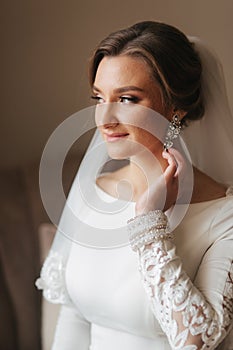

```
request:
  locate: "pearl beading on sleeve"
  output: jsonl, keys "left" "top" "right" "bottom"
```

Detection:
{"left": 127, "top": 210, "right": 174, "bottom": 252}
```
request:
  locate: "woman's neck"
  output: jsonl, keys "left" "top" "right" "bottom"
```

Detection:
{"left": 96, "top": 147, "right": 227, "bottom": 204}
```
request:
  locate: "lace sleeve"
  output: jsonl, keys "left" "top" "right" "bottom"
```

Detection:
{"left": 35, "top": 250, "right": 71, "bottom": 305}
{"left": 35, "top": 250, "right": 91, "bottom": 349}
{"left": 129, "top": 209, "right": 233, "bottom": 349}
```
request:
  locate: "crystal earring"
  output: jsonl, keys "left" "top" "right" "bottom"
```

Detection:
{"left": 163, "top": 114, "right": 181, "bottom": 151}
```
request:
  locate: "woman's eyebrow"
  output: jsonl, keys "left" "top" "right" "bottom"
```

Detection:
{"left": 92, "top": 85, "right": 144, "bottom": 93}
{"left": 114, "top": 86, "right": 144, "bottom": 93}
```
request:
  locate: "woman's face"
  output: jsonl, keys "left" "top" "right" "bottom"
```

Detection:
{"left": 93, "top": 55, "right": 173, "bottom": 159}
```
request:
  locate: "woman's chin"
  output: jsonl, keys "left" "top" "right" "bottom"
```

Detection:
{"left": 107, "top": 152, "right": 129, "bottom": 160}
{"left": 105, "top": 140, "right": 144, "bottom": 160}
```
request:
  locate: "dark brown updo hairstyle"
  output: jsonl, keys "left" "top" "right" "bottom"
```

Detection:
{"left": 89, "top": 21, "right": 204, "bottom": 126}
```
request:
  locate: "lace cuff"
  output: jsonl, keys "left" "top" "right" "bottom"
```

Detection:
{"left": 127, "top": 210, "right": 173, "bottom": 251}
{"left": 35, "top": 250, "right": 71, "bottom": 305}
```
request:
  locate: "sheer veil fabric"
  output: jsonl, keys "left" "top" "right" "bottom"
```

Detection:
{"left": 36, "top": 37, "right": 233, "bottom": 346}
{"left": 183, "top": 37, "right": 233, "bottom": 186}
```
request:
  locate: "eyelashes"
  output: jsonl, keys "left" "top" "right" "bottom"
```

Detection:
{"left": 119, "top": 96, "right": 139, "bottom": 104}
{"left": 90, "top": 95, "right": 140, "bottom": 104}
{"left": 91, "top": 95, "right": 104, "bottom": 103}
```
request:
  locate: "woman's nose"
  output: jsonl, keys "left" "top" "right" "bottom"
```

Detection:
{"left": 95, "top": 102, "right": 119, "bottom": 128}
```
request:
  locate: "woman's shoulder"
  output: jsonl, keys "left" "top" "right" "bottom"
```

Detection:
{"left": 215, "top": 187, "right": 233, "bottom": 218}
{"left": 175, "top": 185, "right": 233, "bottom": 241}
{"left": 190, "top": 167, "right": 229, "bottom": 204}
{"left": 208, "top": 188, "right": 233, "bottom": 239}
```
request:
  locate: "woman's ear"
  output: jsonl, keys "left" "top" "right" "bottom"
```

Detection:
{"left": 172, "top": 108, "right": 187, "bottom": 121}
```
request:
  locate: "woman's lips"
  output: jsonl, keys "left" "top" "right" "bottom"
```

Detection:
{"left": 104, "top": 133, "right": 129, "bottom": 142}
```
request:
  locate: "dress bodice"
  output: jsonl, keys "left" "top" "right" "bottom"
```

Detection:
{"left": 63, "top": 186, "right": 233, "bottom": 349}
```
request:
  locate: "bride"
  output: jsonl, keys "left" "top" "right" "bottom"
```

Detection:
{"left": 36, "top": 21, "right": 233, "bottom": 349}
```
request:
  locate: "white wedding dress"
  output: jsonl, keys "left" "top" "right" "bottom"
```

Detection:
{"left": 38, "top": 184, "right": 233, "bottom": 350}
{"left": 36, "top": 34, "right": 233, "bottom": 349}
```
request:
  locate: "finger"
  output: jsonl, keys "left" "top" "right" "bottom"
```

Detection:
{"left": 162, "top": 151, "right": 177, "bottom": 181}
{"left": 162, "top": 150, "right": 177, "bottom": 169}
{"left": 165, "top": 148, "right": 186, "bottom": 178}
{"left": 170, "top": 148, "right": 187, "bottom": 176}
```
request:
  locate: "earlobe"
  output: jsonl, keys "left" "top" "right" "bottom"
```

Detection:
{"left": 179, "top": 111, "right": 187, "bottom": 121}
{"left": 172, "top": 108, "right": 187, "bottom": 121}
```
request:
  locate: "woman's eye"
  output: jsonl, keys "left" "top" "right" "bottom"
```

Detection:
{"left": 119, "top": 96, "right": 139, "bottom": 104}
{"left": 91, "top": 95, "right": 104, "bottom": 104}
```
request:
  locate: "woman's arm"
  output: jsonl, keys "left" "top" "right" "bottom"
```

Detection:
{"left": 52, "top": 305, "right": 91, "bottom": 350}
{"left": 139, "top": 238, "right": 232, "bottom": 349}
{"left": 36, "top": 250, "right": 91, "bottom": 349}
{"left": 130, "top": 204, "right": 233, "bottom": 349}
{"left": 130, "top": 147, "right": 233, "bottom": 349}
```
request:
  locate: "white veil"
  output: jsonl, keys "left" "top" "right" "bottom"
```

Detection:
{"left": 182, "top": 37, "right": 233, "bottom": 186}
{"left": 36, "top": 37, "right": 233, "bottom": 307}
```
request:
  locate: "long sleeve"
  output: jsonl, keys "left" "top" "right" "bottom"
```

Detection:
{"left": 36, "top": 250, "right": 91, "bottom": 349}
{"left": 52, "top": 305, "right": 90, "bottom": 350}
{"left": 136, "top": 201, "right": 233, "bottom": 349}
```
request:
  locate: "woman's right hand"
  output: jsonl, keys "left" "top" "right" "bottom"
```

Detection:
{"left": 135, "top": 148, "right": 186, "bottom": 216}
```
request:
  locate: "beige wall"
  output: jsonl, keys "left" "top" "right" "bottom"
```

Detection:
{"left": 1, "top": 2, "right": 232, "bottom": 348}
{"left": 1, "top": 0, "right": 233, "bottom": 169}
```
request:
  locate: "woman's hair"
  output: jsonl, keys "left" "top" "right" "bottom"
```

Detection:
{"left": 89, "top": 21, "right": 204, "bottom": 125}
